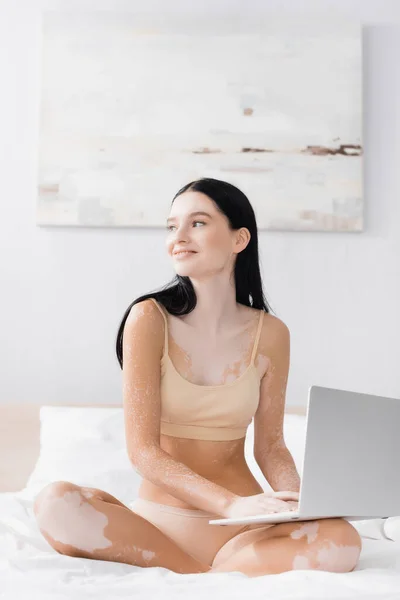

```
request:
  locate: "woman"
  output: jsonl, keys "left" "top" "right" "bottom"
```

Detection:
{"left": 33, "top": 177, "right": 362, "bottom": 577}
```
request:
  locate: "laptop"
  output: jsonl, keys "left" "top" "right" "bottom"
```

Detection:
{"left": 209, "top": 385, "right": 400, "bottom": 527}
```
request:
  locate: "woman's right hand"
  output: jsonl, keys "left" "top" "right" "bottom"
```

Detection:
{"left": 223, "top": 491, "right": 299, "bottom": 519}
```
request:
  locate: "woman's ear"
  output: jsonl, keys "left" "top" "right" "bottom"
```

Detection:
{"left": 235, "top": 227, "right": 251, "bottom": 253}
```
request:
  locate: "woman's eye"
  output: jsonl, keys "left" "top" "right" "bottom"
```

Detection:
{"left": 166, "top": 221, "right": 205, "bottom": 231}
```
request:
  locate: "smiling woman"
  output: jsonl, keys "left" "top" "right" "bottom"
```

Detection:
{"left": 33, "top": 177, "right": 361, "bottom": 576}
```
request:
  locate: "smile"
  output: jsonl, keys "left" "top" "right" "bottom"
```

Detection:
{"left": 174, "top": 251, "right": 196, "bottom": 258}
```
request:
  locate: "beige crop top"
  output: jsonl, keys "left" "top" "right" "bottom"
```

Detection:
{"left": 150, "top": 298, "right": 264, "bottom": 441}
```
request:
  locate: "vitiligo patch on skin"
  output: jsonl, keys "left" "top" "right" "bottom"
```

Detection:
{"left": 255, "top": 353, "right": 269, "bottom": 380}
{"left": 165, "top": 306, "right": 263, "bottom": 387}
{"left": 81, "top": 488, "right": 95, "bottom": 499}
{"left": 124, "top": 297, "right": 266, "bottom": 388}
{"left": 290, "top": 522, "right": 320, "bottom": 544}
{"left": 114, "top": 544, "right": 156, "bottom": 564}
{"left": 292, "top": 554, "right": 312, "bottom": 569}
{"left": 36, "top": 490, "right": 113, "bottom": 553}
{"left": 316, "top": 542, "right": 361, "bottom": 572}
{"left": 291, "top": 541, "right": 360, "bottom": 573}
{"left": 133, "top": 545, "right": 156, "bottom": 563}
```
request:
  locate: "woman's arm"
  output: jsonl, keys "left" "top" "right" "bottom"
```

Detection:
{"left": 122, "top": 300, "right": 237, "bottom": 516}
{"left": 253, "top": 317, "right": 301, "bottom": 493}
{"left": 259, "top": 445, "right": 300, "bottom": 493}
{"left": 131, "top": 445, "right": 237, "bottom": 515}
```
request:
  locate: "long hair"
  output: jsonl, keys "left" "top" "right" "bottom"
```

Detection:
{"left": 115, "top": 177, "right": 275, "bottom": 368}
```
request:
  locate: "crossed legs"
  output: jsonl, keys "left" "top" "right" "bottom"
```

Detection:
{"left": 33, "top": 481, "right": 362, "bottom": 577}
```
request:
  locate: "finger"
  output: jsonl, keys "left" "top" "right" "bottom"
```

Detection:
{"left": 273, "top": 500, "right": 292, "bottom": 509}
{"left": 267, "top": 500, "right": 297, "bottom": 511}
{"left": 273, "top": 491, "right": 300, "bottom": 501}
{"left": 267, "top": 497, "right": 289, "bottom": 506}
{"left": 274, "top": 491, "right": 299, "bottom": 499}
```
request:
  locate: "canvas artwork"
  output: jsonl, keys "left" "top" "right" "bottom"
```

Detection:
{"left": 36, "top": 12, "right": 363, "bottom": 231}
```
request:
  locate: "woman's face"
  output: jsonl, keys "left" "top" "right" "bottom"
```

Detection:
{"left": 165, "top": 190, "right": 240, "bottom": 279}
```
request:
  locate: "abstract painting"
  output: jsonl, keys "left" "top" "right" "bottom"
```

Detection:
{"left": 37, "top": 12, "right": 362, "bottom": 231}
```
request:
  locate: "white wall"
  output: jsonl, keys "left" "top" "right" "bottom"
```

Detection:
{"left": 1, "top": 0, "right": 399, "bottom": 408}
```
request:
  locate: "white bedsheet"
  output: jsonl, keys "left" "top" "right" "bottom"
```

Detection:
{"left": 1, "top": 488, "right": 400, "bottom": 600}
{"left": 1, "top": 407, "right": 400, "bottom": 599}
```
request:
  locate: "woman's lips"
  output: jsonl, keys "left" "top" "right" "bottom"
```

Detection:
{"left": 174, "top": 251, "right": 197, "bottom": 259}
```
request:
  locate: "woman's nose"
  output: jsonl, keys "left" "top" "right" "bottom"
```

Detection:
{"left": 174, "top": 226, "right": 190, "bottom": 242}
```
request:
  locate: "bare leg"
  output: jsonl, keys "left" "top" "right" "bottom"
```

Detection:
{"left": 33, "top": 481, "right": 211, "bottom": 575}
{"left": 211, "top": 518, "right": 362, "bottom": 577}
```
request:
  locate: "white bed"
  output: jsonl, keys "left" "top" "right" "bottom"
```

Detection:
{"left": 1, "top": 405, "right": 400, "bottom": 599}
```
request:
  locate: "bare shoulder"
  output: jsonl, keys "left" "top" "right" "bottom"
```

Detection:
{"left": 258, "top": 311, "right": 290, "bottom": 357}
{"left": 262, "top": 311, "right": 290, "bottom": 336}
{"left": 126, "top": 298, "right": 163, "bottom": 325}
{"left": 240, "top": 305, "right": 289, "bottom": 340}
{"left": 124, "top": 298, "right": 166, "bottom": 342}
{"left": 123, "top": 299, "right": 166, "bottom": 364}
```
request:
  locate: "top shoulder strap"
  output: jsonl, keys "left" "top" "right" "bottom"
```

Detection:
{"left": 251, "top": 310, "right": 264, "bottom": 363}
{"left": 149, "top": 298, "right": 168, "bottom": 353}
